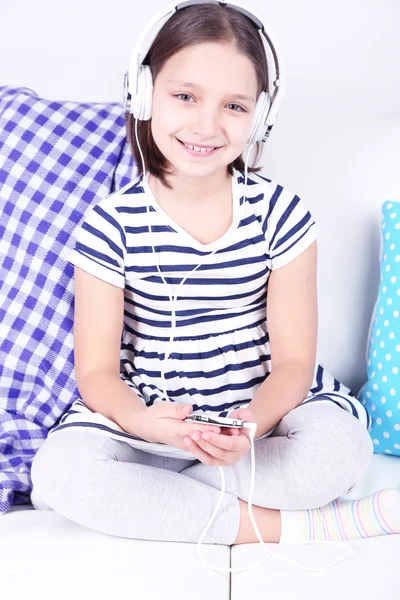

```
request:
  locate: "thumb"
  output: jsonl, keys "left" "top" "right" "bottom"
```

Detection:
{"left": 180, "top": 404, "right": 192, "bottom": 418}
{"left": 232, "top": 407, "right": 254, "bottom": 421}
{"left": 168, "top": 403, "right": 192, "bottom": 419}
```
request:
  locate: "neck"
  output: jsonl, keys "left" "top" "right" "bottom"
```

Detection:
{"left": 148, "top": 168, "right": 232, "bottom": 205}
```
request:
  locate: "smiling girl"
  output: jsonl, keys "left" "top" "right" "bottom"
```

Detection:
{"left": 31, "top": 1, "right": 400, "bottom": 547}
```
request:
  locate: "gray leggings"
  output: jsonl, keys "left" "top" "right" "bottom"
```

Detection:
{"left": 30, "top": 402, "right": 373, "bottom": 545}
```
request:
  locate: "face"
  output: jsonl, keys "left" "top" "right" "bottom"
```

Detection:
{"left": 150, "top": 42, "right": 258, "bottom": 184}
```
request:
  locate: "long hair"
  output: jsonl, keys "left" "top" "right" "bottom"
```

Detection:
{"left": 125, "top": 3, "right": 269, "bottom": 189}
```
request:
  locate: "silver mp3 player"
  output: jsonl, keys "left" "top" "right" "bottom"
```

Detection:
{"left": 185, "top": 414, "right": 245, "bottom": 428}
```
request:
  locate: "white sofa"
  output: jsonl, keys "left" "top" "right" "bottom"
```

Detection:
{"left": 1, "top": 96, "right": 399, "bottom": 598}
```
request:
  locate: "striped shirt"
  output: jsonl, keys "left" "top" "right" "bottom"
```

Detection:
{"left": 49, "top": 168, "right": 370, "bottom": 450}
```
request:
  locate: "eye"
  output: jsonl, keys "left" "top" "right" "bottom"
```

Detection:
{"left": 227, "top": 103, "right": 246, "bottom": 112}
{"left": 175, "top": 93, "right": 194, "bottom": 102}
{"left": 174, "top": 95, "right": 246, "bottom": 112}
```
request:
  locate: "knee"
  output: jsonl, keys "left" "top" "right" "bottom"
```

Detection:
{"left": 281, "top": 404, "right": 374, "bottom": 508}
{"left": 31, "top": 430, "right": 106, "bottom": 509}
{"left": 321, "top": 406, "right": 374, "bottom": 491}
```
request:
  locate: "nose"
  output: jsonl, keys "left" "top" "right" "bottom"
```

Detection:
{"left": 189, "top": 103, "right": 221, "bottom": 141}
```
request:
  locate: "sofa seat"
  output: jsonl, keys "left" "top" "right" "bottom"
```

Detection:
{"left": 231, "top": 535, "right": 400, "bottom": 599}
{"left": 1, "top": 508, "right": 231, "bottom": 600}
{"left": 1, "top": 453, "right": 399, "bottom": 599}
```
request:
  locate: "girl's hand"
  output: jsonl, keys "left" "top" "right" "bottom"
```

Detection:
{"left": 131, "top": 403, "right": 221, "bottom": 450}
{"left": 183, "top": 408, "right": 254, "bottom": 466}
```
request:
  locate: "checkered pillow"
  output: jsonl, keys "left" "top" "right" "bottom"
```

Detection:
{"left": 0, "top": 85, "right": 136, "bottom": 513}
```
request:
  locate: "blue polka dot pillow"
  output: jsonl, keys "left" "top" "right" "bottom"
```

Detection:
{"left": 358, "top": 201, "right": 400, "bottom": 455}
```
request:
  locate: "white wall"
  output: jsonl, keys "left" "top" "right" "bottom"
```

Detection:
{"left": 2, "top": 0, "right": 399, "bottom": 393}
{"left": 2, "top": 0, "right": 399, "bottom": 113}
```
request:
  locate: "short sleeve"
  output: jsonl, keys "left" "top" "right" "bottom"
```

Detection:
{"left": 264, "top": 184, "right": 320, "bottom": 270}
{"left": 68, "top": 200, "right": 126, "bottom": 288}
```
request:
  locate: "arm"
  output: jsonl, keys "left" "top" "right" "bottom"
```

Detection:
{"left": 248, "top": 241, "right": 318, "bottom": 438}
{"left": 73, "top": 265, "right": 146, "bottom": 434}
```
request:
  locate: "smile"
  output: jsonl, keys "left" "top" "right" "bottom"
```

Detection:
{"left": 177, "top": 138, "right": 222, "bottom": 157}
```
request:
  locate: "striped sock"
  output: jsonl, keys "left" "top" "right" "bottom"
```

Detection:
{"left": 280, "top": 489, "right": 400, "bottom": 544}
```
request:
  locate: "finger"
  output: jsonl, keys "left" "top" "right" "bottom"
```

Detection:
{"left": 194, "top": 434, "right": 250, "bottom": 465}
{"left": 204, "top": 424, "right": 222, "bottom": 433}
{"left": 230, "top": 409, "right": 253, "bottom": 421}
{"left": 195, "top": 431, "right": 248, "bottom": 454}
{"left": 185, "top": 423, "right": 221, "bottom": 434}
{"left": 194, "top": 437, "right": 230, "bottom": 461}
{"left": 184, "top": 437, "right": 228, "bottom": 466}
{"left": 239, "top": 410, "right": 254, "bottom": 420}
{"left": 190, "top": 424, "right": 221, "bottom": 434}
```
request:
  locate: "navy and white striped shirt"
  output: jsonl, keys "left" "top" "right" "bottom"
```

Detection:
{"left": 49, "top": 168, "right": 370, "bottom": 447}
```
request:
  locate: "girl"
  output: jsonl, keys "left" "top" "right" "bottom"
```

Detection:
{"left": 31, "top": 2, "right": 400, "bottom": 547}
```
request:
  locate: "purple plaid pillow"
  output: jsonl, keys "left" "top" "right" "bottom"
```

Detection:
{"left": 0, "top": 85, "right": 136, "bottom": 513}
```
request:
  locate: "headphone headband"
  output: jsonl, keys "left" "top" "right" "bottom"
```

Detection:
{"left": 124, "top": 0, "right": 285, "bottom": 143}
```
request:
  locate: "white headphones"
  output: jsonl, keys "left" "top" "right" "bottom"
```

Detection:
{"left": 123, "top": 0, "right": 286, "bottom": 146}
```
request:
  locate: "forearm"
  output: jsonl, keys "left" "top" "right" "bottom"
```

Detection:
{"left": 248, "top": 361, "right": 314, "bottom": 438}
{"left": 77, "top": 370, "right": 147, "bottom": 435}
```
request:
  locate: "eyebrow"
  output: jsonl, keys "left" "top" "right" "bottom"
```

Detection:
{"left": 167, "top": 80, "right": 256, "bottom": 103}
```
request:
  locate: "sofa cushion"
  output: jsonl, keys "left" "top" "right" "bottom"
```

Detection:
{"left": 0, "top": 509, "right": 230, "bottom": 598}
{"left": 231, "top": 535, "right": 400, "bottom": 599}
{"left": 358, "top": 201, "right": 400, "bottom": 455}
{"left": 0, "top": 86, "right": 135, "bottom": 513}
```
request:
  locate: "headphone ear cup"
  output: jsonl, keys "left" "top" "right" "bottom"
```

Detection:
{"left": 141, "top": 65, "right": 153, "bottom": 121}
{"left": 131, "top": 65, "right": 153, "bottom": 121}
{"left": 247, "top": 91, "right": 271, "bottom": 146}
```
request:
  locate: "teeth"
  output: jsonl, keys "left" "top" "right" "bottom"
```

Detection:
{"left": 183, "top": 142, "right": 216, "bottom": 153}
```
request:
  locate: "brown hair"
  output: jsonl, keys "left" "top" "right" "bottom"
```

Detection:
{"left": 125, "top": 3, "right": 269, "bottom": 189}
